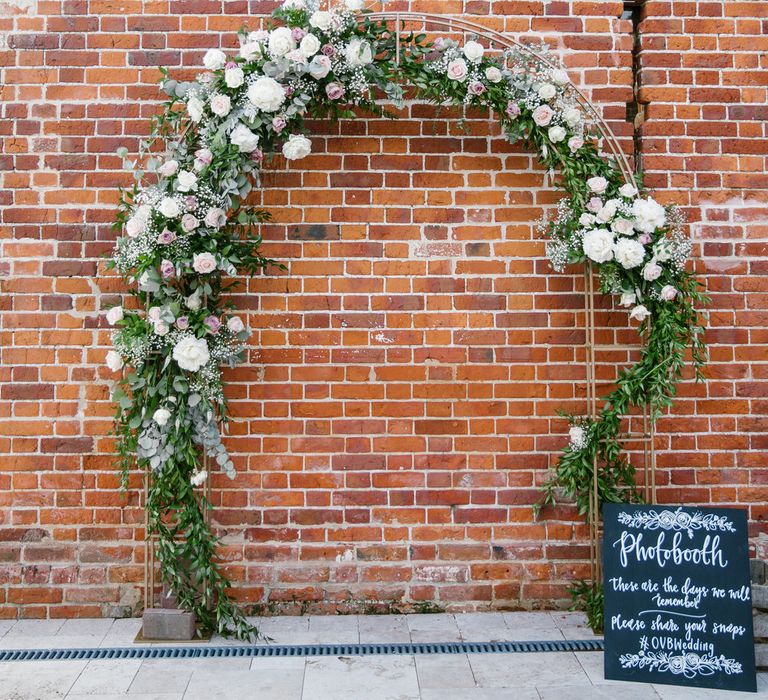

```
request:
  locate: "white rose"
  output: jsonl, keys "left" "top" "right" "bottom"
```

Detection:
{"left": 268, "top": 26, "right": 295, "bottom": 57}
{"left": 309, "top": 54, "right": 331, "bottom": 79}
{"left": 158, "top": 197, "right": 181, "bottom": 218}
{"left": 172, "top": 336, "right": 210, "bottom": 372}
{"left": 193, "top": 252, "right": 217, "bottom": 274}
{"left": 154, "top": 320, "right": 169, "bottom": 336}
{"left": 225, "top": 66, "right": 244, "bottom": 88}
{"left": 613, "top": 238, "right": 646, "bottom": 269}
{"left": 612, "top": 217, "right": 634, "bottom": 236}
{"left": 660, "top": 285, "right": 678, "bottom": 301}
{"left": 619, "top": 183, "right": 638, "bottom": 198}
{"left": 187, "top": 96, "right": 204, "bottom": 123}
{"left": 538, "top": 83, "right": 556, "bottom": 100}
{"left": 620, "top": 292, "right": 636, "bottom": 307}
{"left": 190, "top": 469, "right": 208, "bottom": 487}
{"left": 106, "top": 350, "right": 123, "bottom": 372}
{"left": 551, "top": 68, "right": 569, "bottom": 85}
{"left": 282, "top": 133, "right": 312, "bottom": 161}
{"left": 240, "top": 41, "right": 262, "bottom": 61}
{"left": 158, "top": 159, "right": 179, "bottom": 177}
{"left": 211, "top": 94, "right": 232, "bottom": 117}
{"left": 176, "top": 170, "right": 197, "bottom": 192}
{"left": 153, "top": 407, "right": 172, "bottom": 426}
{"left": 125, "top": 216, "right": 145, "bottom": 238}
{"left": 582, "top": 228, "right": 614, "bottom": 263}
{"left": 642, "top": 259, "right": 663, "bottom": 281}
{"left": 630, "top": 304, "right": 651, "bottom": 322}
{"left": 632, "top": 197, "right": 666, "bottom": 233}
{"left": 203, "top": 48, "right": 226, "bottom": 71}
{"left": 147, "top": 306, "right": 162, "bottom": 322}
{"left": 463, "top": 40, "right": 484, "bottom": 63}
{"left": 548, "top": 126, "right": 566, "bottom": 143}
{"left": 345, "top": 0, "right": 364, "bottom": 9}
{"left": 247, "top": 76, "right": 286, "bottom": 112}
{"left": 653, "top": 239, "right": 673, "bottom": 262}
{"left": 345, "top": 39, "right": 373, "bottom": 67}
{"left": 562, "top": 107, "right": 581, "bottom": 127}
{"left": 579, "top": 213, "right": 595, "bottom": 227}
{"left": 596, "top": 199, "right": 618, "bottom": 223}
{"left": 106, "top": 306, "right": 124, "bottom": 325}
{"left": 205, "top": 207, "right": 227, "bottom": 229}
{"left": 587, "top": 176, "right": 608, "bottom": 194}
{"left": 227, "top": 316, "right": 245, "bottom": 333}
{"left": 185, "top": 291, "right": 202, "bottom": 311}
{"left": 484, "top": 66, "right": 502, "bottom": 83}
{"left": 309, "top": 11, "right": 332, "bottom": 31}
{"left": 286, "top": 48, "right": 307, "bottom": 65}
{"left": 300, "top": 33, "right": 321, "bottom": 58}
{"left": 230, "top": 123, "right": 260, "bottom": 153}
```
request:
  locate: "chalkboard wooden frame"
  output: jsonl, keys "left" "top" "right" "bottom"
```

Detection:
{"left": 603, "top": 503, "right": 757, "bottom": 693}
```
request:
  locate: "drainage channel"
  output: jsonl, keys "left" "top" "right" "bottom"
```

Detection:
{"left": 0, "top": 638, "right": 603, "bottom": 662}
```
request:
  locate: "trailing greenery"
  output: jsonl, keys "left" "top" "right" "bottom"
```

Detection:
{"left": 105, "top": 0, "right": 707, "bottom": 640}
{"left": 568, "top": 579, "right": 604, "bottom": 634}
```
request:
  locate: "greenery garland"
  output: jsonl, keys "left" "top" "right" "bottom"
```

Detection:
{"left": 106, "top": 0, "right": 707, "bottom": 639}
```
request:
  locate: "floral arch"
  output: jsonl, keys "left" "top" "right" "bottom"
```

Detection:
{"left": 105, "top": 0, "right": 707, "bottom": 639}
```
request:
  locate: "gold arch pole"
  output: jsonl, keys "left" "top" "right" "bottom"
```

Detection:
{"left": 357, "top": 10, "right": 655, "bottom": 586}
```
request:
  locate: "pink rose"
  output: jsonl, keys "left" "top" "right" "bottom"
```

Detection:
{"left": 587, "top": 197, "right": 603, "bottom": 213}
{"left": 506, "top": 101, "right": 521, "bottom": 119}
{"left": 568, "top": 136, "right": 583, "bottom": 153}
{"left": 157, "top": 228, "right": 176, "bottom": 245}
{"left": 194, "top": 148, "right": 213, "bottom": 169}
{"left": 184, "top": 196, "right": 198, "bottom": 210}
{"left": 660, "top": 284, "right": 678, "bottom": 301}
{"left": 158, "top": 159, "right": 178, "bottom": 177}
{"left": 175, "top": 316, "right": 189, "bottom": 330}
{"left": 181, "top": 214, "right": 199, "bottom": 232}
{"left": 468, "top": 80, "right": 486, "bottom": 95}
{"left": 532, "top": 104, "right": 554, "bottom": 126}
{"left": 205, "top": 315, "right": 222, "bottom": 334}
{"left": 325, "top": 82, "right": 345, "bottom": 100}
{"left": 447, "top": 58, "right": 468, "bottom": 81}
{"left": 250, "top": 149, "right": 264, "bottom": 163}
{"left": 642, "top": 260, "right": 663, "bottom": 281}
{"left": 321, "top": 44, "right": 335, "bottom": 56}
{"left": 272, "top": 116, "right": 286, "bottom": 133}
{"left": 193, "top": 252, "right": 217, "bottom": 274}
{"left": 291, "top": 27, "right": 305, "bottom": 41}
{"left": 639, "top": 233, "right": 651, "bottom": 245}
{"left": 160, "top": 259, "right": 175, "bottom": 279}
{"left": 125, "top": 217, "right": 145, "bottom": 238}
{"left": 204, "top": 207, "right": 226, "bottom": 229}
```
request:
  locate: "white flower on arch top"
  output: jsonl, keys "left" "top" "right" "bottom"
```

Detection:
{"left": 106, "top": 0, "right": 707, "bottom": 640}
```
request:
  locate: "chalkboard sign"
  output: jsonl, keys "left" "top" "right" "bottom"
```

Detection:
{"left": 603, "top": 503, "right": 756, "bottom": 693}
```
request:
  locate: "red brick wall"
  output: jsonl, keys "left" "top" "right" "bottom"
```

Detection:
{"left": 0, "top": 0, "right": 766, "bottom": 618}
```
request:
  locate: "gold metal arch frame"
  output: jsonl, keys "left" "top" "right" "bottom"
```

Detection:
{"left": 143, "top": 7, "right": 656, "bottom": 609}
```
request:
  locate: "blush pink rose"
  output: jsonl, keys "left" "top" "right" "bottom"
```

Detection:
{"left": 532, "top": 104, "right": 554, "bottom": 126}
{"left": 446, "top": 58, "right": 468, "bottom": 81}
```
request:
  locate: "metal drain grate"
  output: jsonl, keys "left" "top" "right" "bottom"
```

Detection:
{"left": 0, "top": 638, "right": 603, "bottom": 662}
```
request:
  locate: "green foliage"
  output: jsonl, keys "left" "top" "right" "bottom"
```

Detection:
{"left": 568, "top": 580, "right": 604, "bottom": 634}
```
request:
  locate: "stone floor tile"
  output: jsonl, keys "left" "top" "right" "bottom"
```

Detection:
{"left": 652, "top": 676, "right": 768, "bottom": 700}
{"left": 419, "top": 689, "right": 540, "bottom": 700}
{"left": 100, "top": 618, "right": 142, "bottom": 648}
{"left": 537, "top": 684, "right": 661, "bottom": 699}
{"left": 183, "top": 668, "right": 304, "bottom": 700}
{"left": 302, "top": 655, "right": 419, "bottom": 700}
{"left": 454, "top": 613, "right": 512, "bottom": 642}
{"left": 128, "top": 664, "right": 193, "bottom": 694}
{"left": 415, "top": 653, "right": 475, "bottom": 689}
{"left": 0, "top": 620, "right": 16, "bottom": 638}
{"left": 58, "top": 619, "right": 115, "bottom": 637}
{"left": 407, "top": 614, "right": 461, "bottom": 643}
{"left": 306, "top": 615, "right": 360, "bottom": 644}
{"left": 5, "top": 619, "right": 66, "bottom": 637}
{"left": 249, "top": 616, "right": 310, "bottom": 645}
{"left": 249, "top": 656, "right": 306, "bottom": 672}
{"left": 67, "top": 695, "right": 183, "bottom": 700}
{"left": 68, "top": 659, "right": 142, "bottom": 695}
{"left": 0, "top": 659, "right": 87, "bottom": 699}
{"left": 359, "top": 615, "right": 410, "bottom": 644}
{"left": 470, "top": 651, "right": 589, "bottom": 688}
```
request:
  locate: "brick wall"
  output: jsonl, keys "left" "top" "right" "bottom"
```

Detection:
{"left": 0, "top": 0, "right": 766, "bottom": 619}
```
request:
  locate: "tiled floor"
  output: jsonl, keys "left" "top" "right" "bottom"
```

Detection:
{"left": 0, "top": 613, "right": 765, "bottom": 699}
